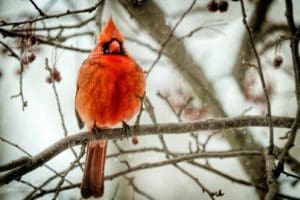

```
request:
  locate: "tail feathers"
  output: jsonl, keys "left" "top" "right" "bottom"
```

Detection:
{"left": 81, "top": 140, "right": 107, "bottom": 198}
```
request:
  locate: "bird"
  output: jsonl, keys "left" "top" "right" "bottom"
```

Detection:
{"left": 75, "top": 17, "right": 146, "bottom": 198}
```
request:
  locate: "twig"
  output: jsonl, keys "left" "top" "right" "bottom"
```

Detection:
{"left": 179, "top": 21, "right": 226, "bottom": 40}
{"left": 275, "top": 0, "right": 300, "bottom": 178}
{"left": 0, "top": 1, "right": 103, "bottom": 27}
{"left": 173, "top": 164, "right": 219, "bottom": 200}
{"left": 240, "top": 0, "right": 274, "bottom": 153}
{"left": 45, "top": 58, "right": 82, "bottom": 170}
{"left": 189, "top": 161, "right": 300, "bottom": 200}
{"left": 126, "top": 37, "right": 159, "bottom": 53}
{"left": 29, "top": 0, "right": 46, "bottom": 16}
{"left": 51, "top": 145, "right": 85, "bottom": 199}
{"left": 125, "top": 176, "right": 155, "bottom": 200}
{"left": 146, "top": 0, "right": 196, "bottom": 76}
{"left": 24, "top": 164, "right": 78, "bottom": 199}
{"left": 10, "top": 43, "right": 27, "bottom": 110}
{"left": 0, "top": 28, "right": 91, "bottom": 53}
{"left": 111, "top": 182, "right": 120, "bottom": 200}
{"left": 18, "top": 179, "right": 39, "bottom": 190}
{"left": 12, "top": 15, "right": 95, "bottom": 32}
{"left": 0, "top": 41, "right": 20, "bottom": 60}
{"left": 282, "top": 170, "right": 300, "bottom": 180}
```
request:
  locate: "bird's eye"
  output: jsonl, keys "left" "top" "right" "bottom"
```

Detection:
{"left": 102, "top": 43, "right": 110, "bottom": 54}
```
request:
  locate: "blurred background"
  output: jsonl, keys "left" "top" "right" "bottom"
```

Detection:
{"left": 0, "top": 0, "right": 300, "bottom": 199}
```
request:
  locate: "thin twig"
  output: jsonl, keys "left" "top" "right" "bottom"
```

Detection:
{"left": 51, "top": 145, "right": 85, "bottom": 199}
{"left": 12, "top": 15, "right": 95, "bottom": 32}
{"left": 0, "top": 28, "right": 91, "bottom": 53}
{"left": 146, "top": 0, "right": 196, "bottom": 76}
{"left": 10, "top": 43, "right": 27, "bottom": 110}
{"left": 45, "top": 58, "right": 83, "bottom": 171}
{"left": 275, "top": 0, "right": 300, "bottom": 178}
{"left": 0, "top": 1, "right": 103, "bottom": 27}
{"left": 0, "top": 41, "right": 20, "bottom": 60}
{"left": 179, "top": 21, "right": 226, "bottom": 40}
{"left": 125, "top": 176, "right": 155, "bottom": 200}
{"left": 29, "top": 0, "right": 46, "bottom": 16}
{"left": 173, "top": 164, "right": 219, "bottom": 200}
{"left": 240, "top": 0, "right": 274, "bottom": 153}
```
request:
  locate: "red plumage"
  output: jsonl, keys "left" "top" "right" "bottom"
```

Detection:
{"left": 75, "top": 17, "right": 145, "bottom": 198}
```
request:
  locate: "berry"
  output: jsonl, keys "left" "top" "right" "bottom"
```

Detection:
{"left": 46, "top": 76, "right": 53, "bottom": 84}
{"left": 51, "top": 68, "right": 62, "bottom": 82}
{"left": 219, "top": 1, "right": 228, "bottom": 12}
{"left": 131, "top": 136, "right": 139, "bottom": 145}
{"left": 21, "top": 52, "right": 36, "bottom": 65}
{"left": 46, "top": 68, "right": 62, "bottom": 84}
{"left": 273, "top": 55, "right": 283, "bottom": 68}
{"left": 207, "top": 0, "right": 218, "bottom": 12}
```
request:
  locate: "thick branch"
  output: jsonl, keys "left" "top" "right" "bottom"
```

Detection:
{"left": 0, "top": 115, "right": 298, "bottom": 186}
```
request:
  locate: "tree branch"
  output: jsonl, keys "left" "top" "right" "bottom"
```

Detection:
{"left": 275, "top": 0, "right": 300, "bottom": 178}
{"left": 28, "top": 0, "right": 46, "bottom": 16}
{"left": 240, "top": 0, "right": 274, "bottom": 153}
{"left": 0, "top": 28, "right": 90, "bottom": 53}
{"left": 0, "top": 0, "right": 103, "bottom": 27}
{"left": 0, "top": 115, "right": 299, "bottom": 186}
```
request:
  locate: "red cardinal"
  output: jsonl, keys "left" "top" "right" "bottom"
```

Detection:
{"left": 75, "top": 17, "right": 145, "bottom": 198}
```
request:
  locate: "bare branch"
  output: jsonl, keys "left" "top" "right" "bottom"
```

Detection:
{"left": 0, "top": 115, "right": 299, "bottom": 186}
{"left": 0, "top": 41, "right": 20, "bottom": 60}
{"left": 0, "top": 28, "right": 90, "bottom": 53}
{"left": 125, "top": 176, "right": 155, "bottom": 200}
{"left": 275, "top": 0, "right": 300, "bottom": 178}
{"left": 146, "top": 0, "right": 196, "bottom": 76}
{"left": 240, "top": 0, "right": 274, "bottom": 153}
{"left": 12, "top": 15, "right": 95, "bottom": 32}
{"left": 28, "top": 0, "right": 46, "bottom": 16}
{"left": 0, "top": 156, "right": 30, "bottom": 172}
{"left": 0, "top": 1, "right": 103, "bottom": 27}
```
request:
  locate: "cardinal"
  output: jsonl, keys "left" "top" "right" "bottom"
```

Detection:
{"left": 75, "top": 17, "right": 145, "bottom": 198}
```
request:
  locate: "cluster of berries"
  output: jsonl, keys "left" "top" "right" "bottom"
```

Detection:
{"left": 207, "top": 0, "right": 228, "bottom": 12}
{"left": 46, "top": 68, "right": 62, "bottom": 83}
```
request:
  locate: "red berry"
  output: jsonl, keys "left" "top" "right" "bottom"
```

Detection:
{"left": 21, "top": 52, "right": 36, "bottom": 65}
{"left": 273, "top": 55, "right": 283, "bottom": 68}
{"left": 207, "top": 0, "right": 218, "bottom": 12}
{"left": 131, "top": 136, "right": 139, "bottom": 145}
{"left": 46, "top": 76, "right": 53, "bottom": 84}
{"left": 52, "top": 68, "right": 62, "bottom": 82}
{"left": 218, "top": 1, "right": 228, "bottom": 12}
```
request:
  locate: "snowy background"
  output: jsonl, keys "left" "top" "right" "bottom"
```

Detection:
{"left": 0, "top": 0, "right": 300, "bottom": 199}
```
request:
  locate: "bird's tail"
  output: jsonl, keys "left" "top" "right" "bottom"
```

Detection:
{"left": 81, "top": 140, "right": 107, "bottom": 198}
